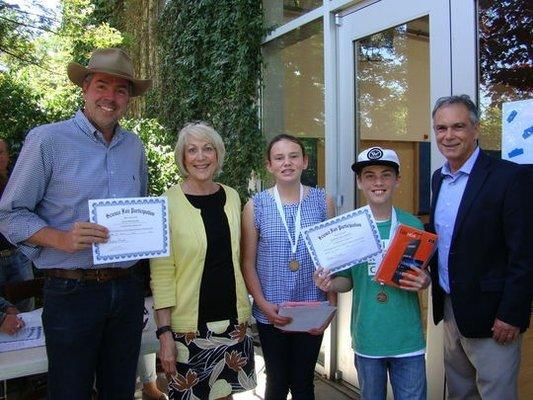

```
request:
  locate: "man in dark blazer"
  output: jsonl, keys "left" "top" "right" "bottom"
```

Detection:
{"left": 428, "top": 95, "right": 532, "bottom": 399}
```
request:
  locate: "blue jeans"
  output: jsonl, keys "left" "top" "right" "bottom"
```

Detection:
{"left": 355, "top": 354, "right": 427, "bottom": 400}
{"left": 0, "top": 250, "right": 34, "bottom": 311}
{"left": 42, "top": 273, "right": 144, "bottom": 400}
{"left": 257, "top": 322, "right": 323, "bottom": 400}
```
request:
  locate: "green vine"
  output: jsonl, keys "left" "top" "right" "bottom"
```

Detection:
{"left": 122, "top": 118, "right": 180, "bottom": 196}
{"left": 151, "top": 0, "right": 266, "bottom": 201}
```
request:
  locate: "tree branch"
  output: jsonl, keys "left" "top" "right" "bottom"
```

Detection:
{"left": 0, "top": 45, "right": 57, "bottom": 74}
{"left": 0, "top": 2, "right": 60, "bottom": 24}
{"left": 0, "top": 14, "right": 59, "bottom": 35}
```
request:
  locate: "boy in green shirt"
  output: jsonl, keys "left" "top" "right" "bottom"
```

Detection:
{"left": 314, "top": 147, "right": 431, "bottom": 400}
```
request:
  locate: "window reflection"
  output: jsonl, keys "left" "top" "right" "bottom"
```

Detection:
{"left": 478, "top": 0, "right": 533, "bottom": 152}
{"left": 262, "top": 19, "right": 324, "bottom": 187}
{"left": 263, "top": 0, "right": 322, "bottom": 27}
{"left": 356, "top": 17, "right": 430, "bottom": 142}
{"left": 354, "top": 16, "right": 430, "bottom": 216}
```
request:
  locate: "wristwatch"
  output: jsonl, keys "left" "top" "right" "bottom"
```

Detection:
{"left": 156, "top": 325, "right": 172, "bottom": 339}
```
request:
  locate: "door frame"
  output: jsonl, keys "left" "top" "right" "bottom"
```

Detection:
{"left": 326, "top": 0, "right": 460, "bottom": 397}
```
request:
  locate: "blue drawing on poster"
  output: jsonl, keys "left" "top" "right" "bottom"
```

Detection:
{"left": 507, "top": 110, "right": 517, "bottom": 123}
{"left": 502, "top": 99, "right": 533, "bottom": 164}
{"left": 522, "top": 126, "right": 533, "bottom": 139}
{"left": 508, "top": 148, "right": 524, "bottom": 158}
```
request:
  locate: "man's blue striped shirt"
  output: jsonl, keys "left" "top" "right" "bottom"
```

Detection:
{"left": 0, "top": 110, "right": 147, "bottom": 269}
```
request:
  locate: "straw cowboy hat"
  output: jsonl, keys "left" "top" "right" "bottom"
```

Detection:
{"left": 67, "top": 48, "right": 152, "bottom": 97}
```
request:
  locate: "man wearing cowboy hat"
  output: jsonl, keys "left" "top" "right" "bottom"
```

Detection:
{"left": 0, "top": 48, "right": 152, "bottom": 399}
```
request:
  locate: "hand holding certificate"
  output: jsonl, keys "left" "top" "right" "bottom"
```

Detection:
{"left": 302, "top": 206, "right": 382, "bottom": 274}
{"left": 88, "top": 197, "right": 170, "bottom": 264}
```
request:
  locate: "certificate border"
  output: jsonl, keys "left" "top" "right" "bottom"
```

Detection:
{"left": 90, "top": 197, "right": 169, "bottom": 262}
{"left": 302, "top": 207, "right": 382, "bottom": 273}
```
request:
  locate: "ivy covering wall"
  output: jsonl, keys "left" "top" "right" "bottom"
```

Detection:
{"left": 152, "top": 0, "right": 265, "bottom": 200}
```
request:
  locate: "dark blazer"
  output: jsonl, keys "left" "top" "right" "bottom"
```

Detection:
{"left": 428, "top": 149, "right": 532, "bottom": 338}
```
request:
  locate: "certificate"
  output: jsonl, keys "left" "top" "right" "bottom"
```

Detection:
{"left": 275, "top": 302, "right": 336, "bottom": 332}
{"left": 302, "top": 206, "right": 382, "bottom": 274}
{"left": 89, "top": 197, "right": 170, "bottom": 265}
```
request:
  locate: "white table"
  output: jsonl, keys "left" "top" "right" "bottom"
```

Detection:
{"left": 0, "top": 298, "right": 160, "bottom": 381}
{"left": 0, "top": 329, "right": 159, "bottom": 381}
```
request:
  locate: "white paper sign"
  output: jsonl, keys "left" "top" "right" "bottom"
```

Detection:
{"left": 501, "top": 99, "right": 533, "bottom": 164}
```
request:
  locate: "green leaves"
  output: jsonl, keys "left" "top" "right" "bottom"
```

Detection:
{"left": 0, "top": 0, "right": 125, "bottom": 165}
{"left": 0, "top": 74, "right": 47, "bottom": 157}
{"left": 151, "top": 0, "right": 266, "bottom": 201}
{"left": 1, "top": 0, "right": 267, "bottom": 202}
{"left": 0, "top": 1, "right": 54, "bottom": 70}
{"left": 122, "top": 118, "right": 180, "bottom": 196}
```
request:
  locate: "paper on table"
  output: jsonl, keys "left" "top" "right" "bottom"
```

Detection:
{"left": 0, "top": 308, "right": 45, "bottom": 352}
{"left": 0, "top": 297, "right": 156, "bottom": 353}
{"left": 275, "top": 301, "right": 336, "bottom": 332}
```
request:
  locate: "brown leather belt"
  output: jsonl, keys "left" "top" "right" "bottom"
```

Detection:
{"left": 44, "top": 267, "right": 133, "bottom": 283}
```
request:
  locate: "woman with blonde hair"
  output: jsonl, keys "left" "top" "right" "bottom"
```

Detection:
{"left": 150, "top": 122, "right": 255, "bottom": 400}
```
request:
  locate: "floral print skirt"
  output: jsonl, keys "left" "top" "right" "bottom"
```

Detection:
{"left": 168, "top": 319, "right": 256, "bottom": 400}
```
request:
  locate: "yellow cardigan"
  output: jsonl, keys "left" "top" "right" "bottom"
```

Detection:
{"left": 150, "top": 183, "right": 251, "bottom": 332}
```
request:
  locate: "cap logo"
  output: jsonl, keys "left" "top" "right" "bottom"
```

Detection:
{"left": 367, "top": 148, "right": 383, "bottom": 160}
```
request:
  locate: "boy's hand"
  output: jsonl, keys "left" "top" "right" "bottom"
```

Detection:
{"left": 313, "top": 267, "right": 332, "bottom": 292}
{"left": 398, "top": 266, "right": 431, "bottom": 291}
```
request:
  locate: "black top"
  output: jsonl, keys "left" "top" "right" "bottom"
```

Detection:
{"left": 185, "top": 186, "right": 237, "bottom": 324}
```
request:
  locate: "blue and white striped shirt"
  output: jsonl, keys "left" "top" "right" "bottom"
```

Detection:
{"left": 0, "top": 110, "right": 147, "bottom": 269}
{"left": 253, "top": 187, "right": 328, "bottom": 324}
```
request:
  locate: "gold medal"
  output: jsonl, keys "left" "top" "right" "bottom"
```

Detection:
{"left": 376, "top": 292, "right": 388, "bottom": 303}
{"left": 377, "top": 285, "right": 388, "bottom": 303}
{"left": 273, "top": 185, "right": 304, "bottom": 274}
{"left": 289, "top": 260, "right": 300, "bottom": 272}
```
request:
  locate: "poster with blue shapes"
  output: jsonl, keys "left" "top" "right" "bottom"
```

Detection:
{"left": 502, "top": 99, "right": 533, "bottom": 164}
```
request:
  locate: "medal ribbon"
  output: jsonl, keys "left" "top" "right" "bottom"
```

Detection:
{"left": 273, "top": 184, "right": 303, "bottom": 260}
{"left": 365, "top": 206, "right": 399, "bottom": 302}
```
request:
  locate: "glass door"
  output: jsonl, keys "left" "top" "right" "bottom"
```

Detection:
{"left": 335, "top": 1, "right": 451, "bottom": 398}
{"left": 354, "top": 16, "right": 430, "bottom": 214}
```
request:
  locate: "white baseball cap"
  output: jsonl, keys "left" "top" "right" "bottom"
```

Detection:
{"left": 351, "top": 147, "right": 400, "bottom": 174}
